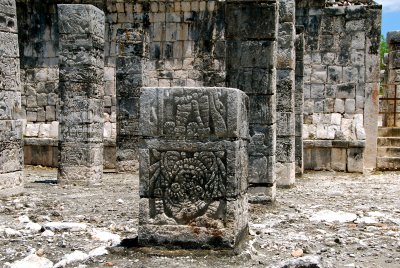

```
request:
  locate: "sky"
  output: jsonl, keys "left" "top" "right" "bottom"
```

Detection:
{"left": 375, "top": 0, "right": 400, "bottom": 37}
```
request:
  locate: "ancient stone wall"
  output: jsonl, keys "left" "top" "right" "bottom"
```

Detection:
{"left": 0, "top": 0, "right": 24, "bottom": 197}
{"left": 296, "top": 1, "right": 381, "bottom": 172}
{"left": 138, "top": 87, "right": 249, "bottom": 248}
{"left": 57, "top": 4, "right": 105, "bottom": 185}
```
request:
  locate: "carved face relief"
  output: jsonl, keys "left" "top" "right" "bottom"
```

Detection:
{"left": 149, "top": 149, "right": 227, "bottom": 224}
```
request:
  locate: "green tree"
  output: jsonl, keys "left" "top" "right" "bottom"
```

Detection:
{"left": 380, "top": 34, "right": 389, "bottom": 70}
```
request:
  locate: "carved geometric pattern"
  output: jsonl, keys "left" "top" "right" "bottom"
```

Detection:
{"left": 149, "top": 149, "right": 227, "bottom": 224}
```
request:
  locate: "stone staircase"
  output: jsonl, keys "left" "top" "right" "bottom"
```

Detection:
{"left": 377, "top": 127, "right": 400, "bottom": 170}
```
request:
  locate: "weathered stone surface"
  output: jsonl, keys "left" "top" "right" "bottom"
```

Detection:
{"left": 138, "top": 87, "right": 249, "bottom": 249}
{"left": 0, "top": 0, "right": 23, "bottom": 198}
{"left": 57, "top": 4, "right": 105, "bottom": 185}
{"left": 276, "top": 0, "right": 296, "bottom": 187}
{"left": 226, "top": 0, "right": 278, "bottom": 201}
{"left": 297, "top": 2, "right": 381, "bottom": 172}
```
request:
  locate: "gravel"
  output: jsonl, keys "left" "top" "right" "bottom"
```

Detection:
{"left": 1, "top": 166, "right": 400, "bottom": 268}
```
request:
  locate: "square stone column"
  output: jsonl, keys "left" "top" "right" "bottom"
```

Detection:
{"left": 276, "top": 0, "right": 296, "bottom": 187}
{"left": 138, "top": 87, "right": 249, "bottom": 249}
{"left": 0, "top": 0, "right": 23, "bottom": 198}
{"left": 116, "top": 29, "right": 145, "bottom": 173}
{"left": 57, "top": 4, "right": 105, "bottom": 185}
{"left": 226, "top": 0, "right": 278, "bottom": 203}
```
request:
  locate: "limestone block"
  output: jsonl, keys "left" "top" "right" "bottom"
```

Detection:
{"left": 387, "top": 31, "right": 400, "bottom": 45}
{"left": 0, "top": 57, "right": 20, "bottom": 91}
{"left": 248, "top": 184, "right": 276, "bottom": 203}
{"left": 347, "top": 147, "right": 364, "bottom": 172}
{"left": 0, "top": 90, "right": 21, "bottom": 120}
{"left": 25, "top": 123, "right": 39, "bottom": 137}
{"left": 331, "top": 148, "right": 347, "bottom": 171}
{"left": 0, "top": 141, "right": 23, "bottom": 173}
{"left": 226, "top": 1, "right": 277, "bottom": 40}
{"left": 276, "top": 137, "right": 295, "bottom": 162}
{"left": 140, "top": 87, "right": 249, "bottom": 140}
{"left": 276, "top": 162, "right": 295, "bottom": 187}
{"left": 0, "top": 31, "right": 18, "bottom": 57}
{"left": 248, "top": 124, "right": 276, "bottom": 156}
{"left": 277, "top": 70, "right": 295, "bottom": 112}
{"left": 345, "top": 99, "right": 356, "bottom": 114}
{"left": 0, "top": 120, "right": 22, "bottom": 141}
{"left": 138, "top": 195, "right": 248, "bottom": 249}
{"left": 336, "top": 83, "right": 356, "bottom": 99}
{"left": 248, "top": 154, "right": 275, "bottom": 184}
{"left": 227, "top": 41, "right": 275, "bottom": 69}
{"left": 59, "top": 122, "right": 103, "bottom": 143}
{"left": 227, "top": 68, "right": 276, "bottom": 95}
{"left": 139, "top": 139, "right": 248, "bottom": 199}
{"left": 0, "top": 171, "right": 24, "bottom": 199}
{"left": 276, "top": 112, "right": 295, "bottom": 136}
{"left": 58, "top": 4, "right": 105, "bottom": 38}
{"left": 248, "top": 94, "right": 276, "bottom": 125}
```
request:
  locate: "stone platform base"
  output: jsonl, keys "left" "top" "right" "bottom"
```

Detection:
{"left": 248, "top": 184, "right": 276, "bottom": 204}
{"left": 138, "top": 196, "right": 249, "bottom": 249}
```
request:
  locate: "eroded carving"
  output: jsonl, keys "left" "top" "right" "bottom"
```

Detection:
{"left": 163, "top": 91, "right": 227, "bottom": 137}
{"left": 148, "top": 149, "right": 227, "bottom": 224}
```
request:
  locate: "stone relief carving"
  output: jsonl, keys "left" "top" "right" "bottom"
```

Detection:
{"left": 163, "top": 91, "right": 227, "bottom": 137}
{"left": 148, "top": 149, "right": 227, "bottom": 225}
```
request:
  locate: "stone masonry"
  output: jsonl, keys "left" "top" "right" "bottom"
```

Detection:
{"left": 276, "top": 0, "right": 296, "bottom": 187}
{"left": 296, "top": 0, "right": 381, "bottom": 172}
{"left": 116, "top": 28, "right": 145, "bottom": 172}
{"left": 138, "top": 87, "right": 249, "bottom": 249}
{"left": 295, "top": 27, "right": 305, "bottom": 175}
{"left": 57, "top": 4, "right": 105, "bottom": 185}
{"left": 0, "top": 0, "right": 24, "bottom": 197}
{"left": 226, "top": 0, "right": 278, "bottom": 202}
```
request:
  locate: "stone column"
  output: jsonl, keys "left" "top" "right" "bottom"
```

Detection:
{"left": 363, "top": 7, "right": 382, "bottom": 171}
{"left": 115, "top": 29, "right": 145, "bottom": 173}
{"left": 226, "top": 0, "right": 278, "bottom": 203}
{"left": 295, "top": 27, "right": 305, "bottom": 175}
{"left": 384, "top": 31, "right": 400, "bottom": 126}
{"left": 0, "top": 0, "right": 23, "bottom": 197}
{"left": 138, "top": 87, "right": 249, "bottom": 249}
{"left": 276, "top": 0, "right": 296, "bottom": 187}
{"left": 57, "top": 4, "right": 105, "bottom": 185}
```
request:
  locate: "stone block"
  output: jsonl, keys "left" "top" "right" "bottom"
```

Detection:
{"left": 139, "top": 86, "right": 249, "bottom": 249}
{"left": 276, "top": 161, "right": 295, "bottom": 187}
{"left": 0, "top": 141, "right": 23, "bottom": 173}
{"left": 227, "top": 41, "right": 275, "bottom": 69}
{"left": 347, "top": 147, "right": 364, "bottom": 173}
{"left": 248, "top": 124, "right": 276, "bottom": 156}
{"left": 0, "top": 120, "right": 22, "bottom": 142}
{"left": 0, "top": 171, "right": 24, "bottom": 199}
{"left": 226, "top": 2, "right": 277, "bottom": 40}
{"left": 331, "top": 148, "right": 347, "bottom": 171}
{"left": 248, "top": 154, "right": 275, "bottom": 184}
{"left": 227, "top": 68, "right": 276, "bottom": 95}
{"left": 139, "top": 139, "right": 248, "bottom": 199}
{"left": 336, "top": 83, "right": 356, "bottom": 99}
{"left": 276, "top": 137, "right": 295, "bottom": 162}
{"left": 276, "top": 112, "right": 295, "bottom": 136}
{"left": 58, "top": 4, "right": 105, "bottom": 38}
{"left": 0, "top": 90, "right": 21, "bottom": 120}
{"left": 248, "top": 184, "right": 276, "bottom": 203}
{"left": 140, "top": 87, "right": 249, "bottom": 140}
{"left": 248, "top": 94, "right": 275, "bottom": 125}
{"left": 0, "top": 31, "right": 18, "bottom": 57}
{"left": 0, "top": 57, "right": 20, "bottom": 91}
{"left": 138, "top": 195, "right": 248, "bottom": 249}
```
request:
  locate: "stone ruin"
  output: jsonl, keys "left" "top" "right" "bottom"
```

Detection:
{"left": 0, "top": 0, "right": 383, "bottom": 248}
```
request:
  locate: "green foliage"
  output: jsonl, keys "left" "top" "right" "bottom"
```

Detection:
{"left": 380, "top": 34, "right": 389, "bottom": 70}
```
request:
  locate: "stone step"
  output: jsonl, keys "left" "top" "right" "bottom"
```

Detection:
{"left": 378, "top": 127, "right": 400, "bottom": 137}
{"left": 377, "top": 147, "right": 400, "bottom": 157}
{"left": 377, "top": 137, "right": 400, "bottom": 147}
{"left": 377, "top": 157, "right": 400, "bottom": 170}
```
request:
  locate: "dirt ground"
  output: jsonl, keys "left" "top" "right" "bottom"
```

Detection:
{"left": 1, "top": 166, "right": 400, "bottom": 268}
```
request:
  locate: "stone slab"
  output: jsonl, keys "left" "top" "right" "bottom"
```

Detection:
{"left": 140, "top": 87, "right": 249, "bottom": 140}
{"left": 138, "top": 195, "right": 248, "bottom": 249}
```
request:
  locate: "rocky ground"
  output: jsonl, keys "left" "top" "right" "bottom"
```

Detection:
{"left": 1, "top": 166, "right": 400, "bottom": 268}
